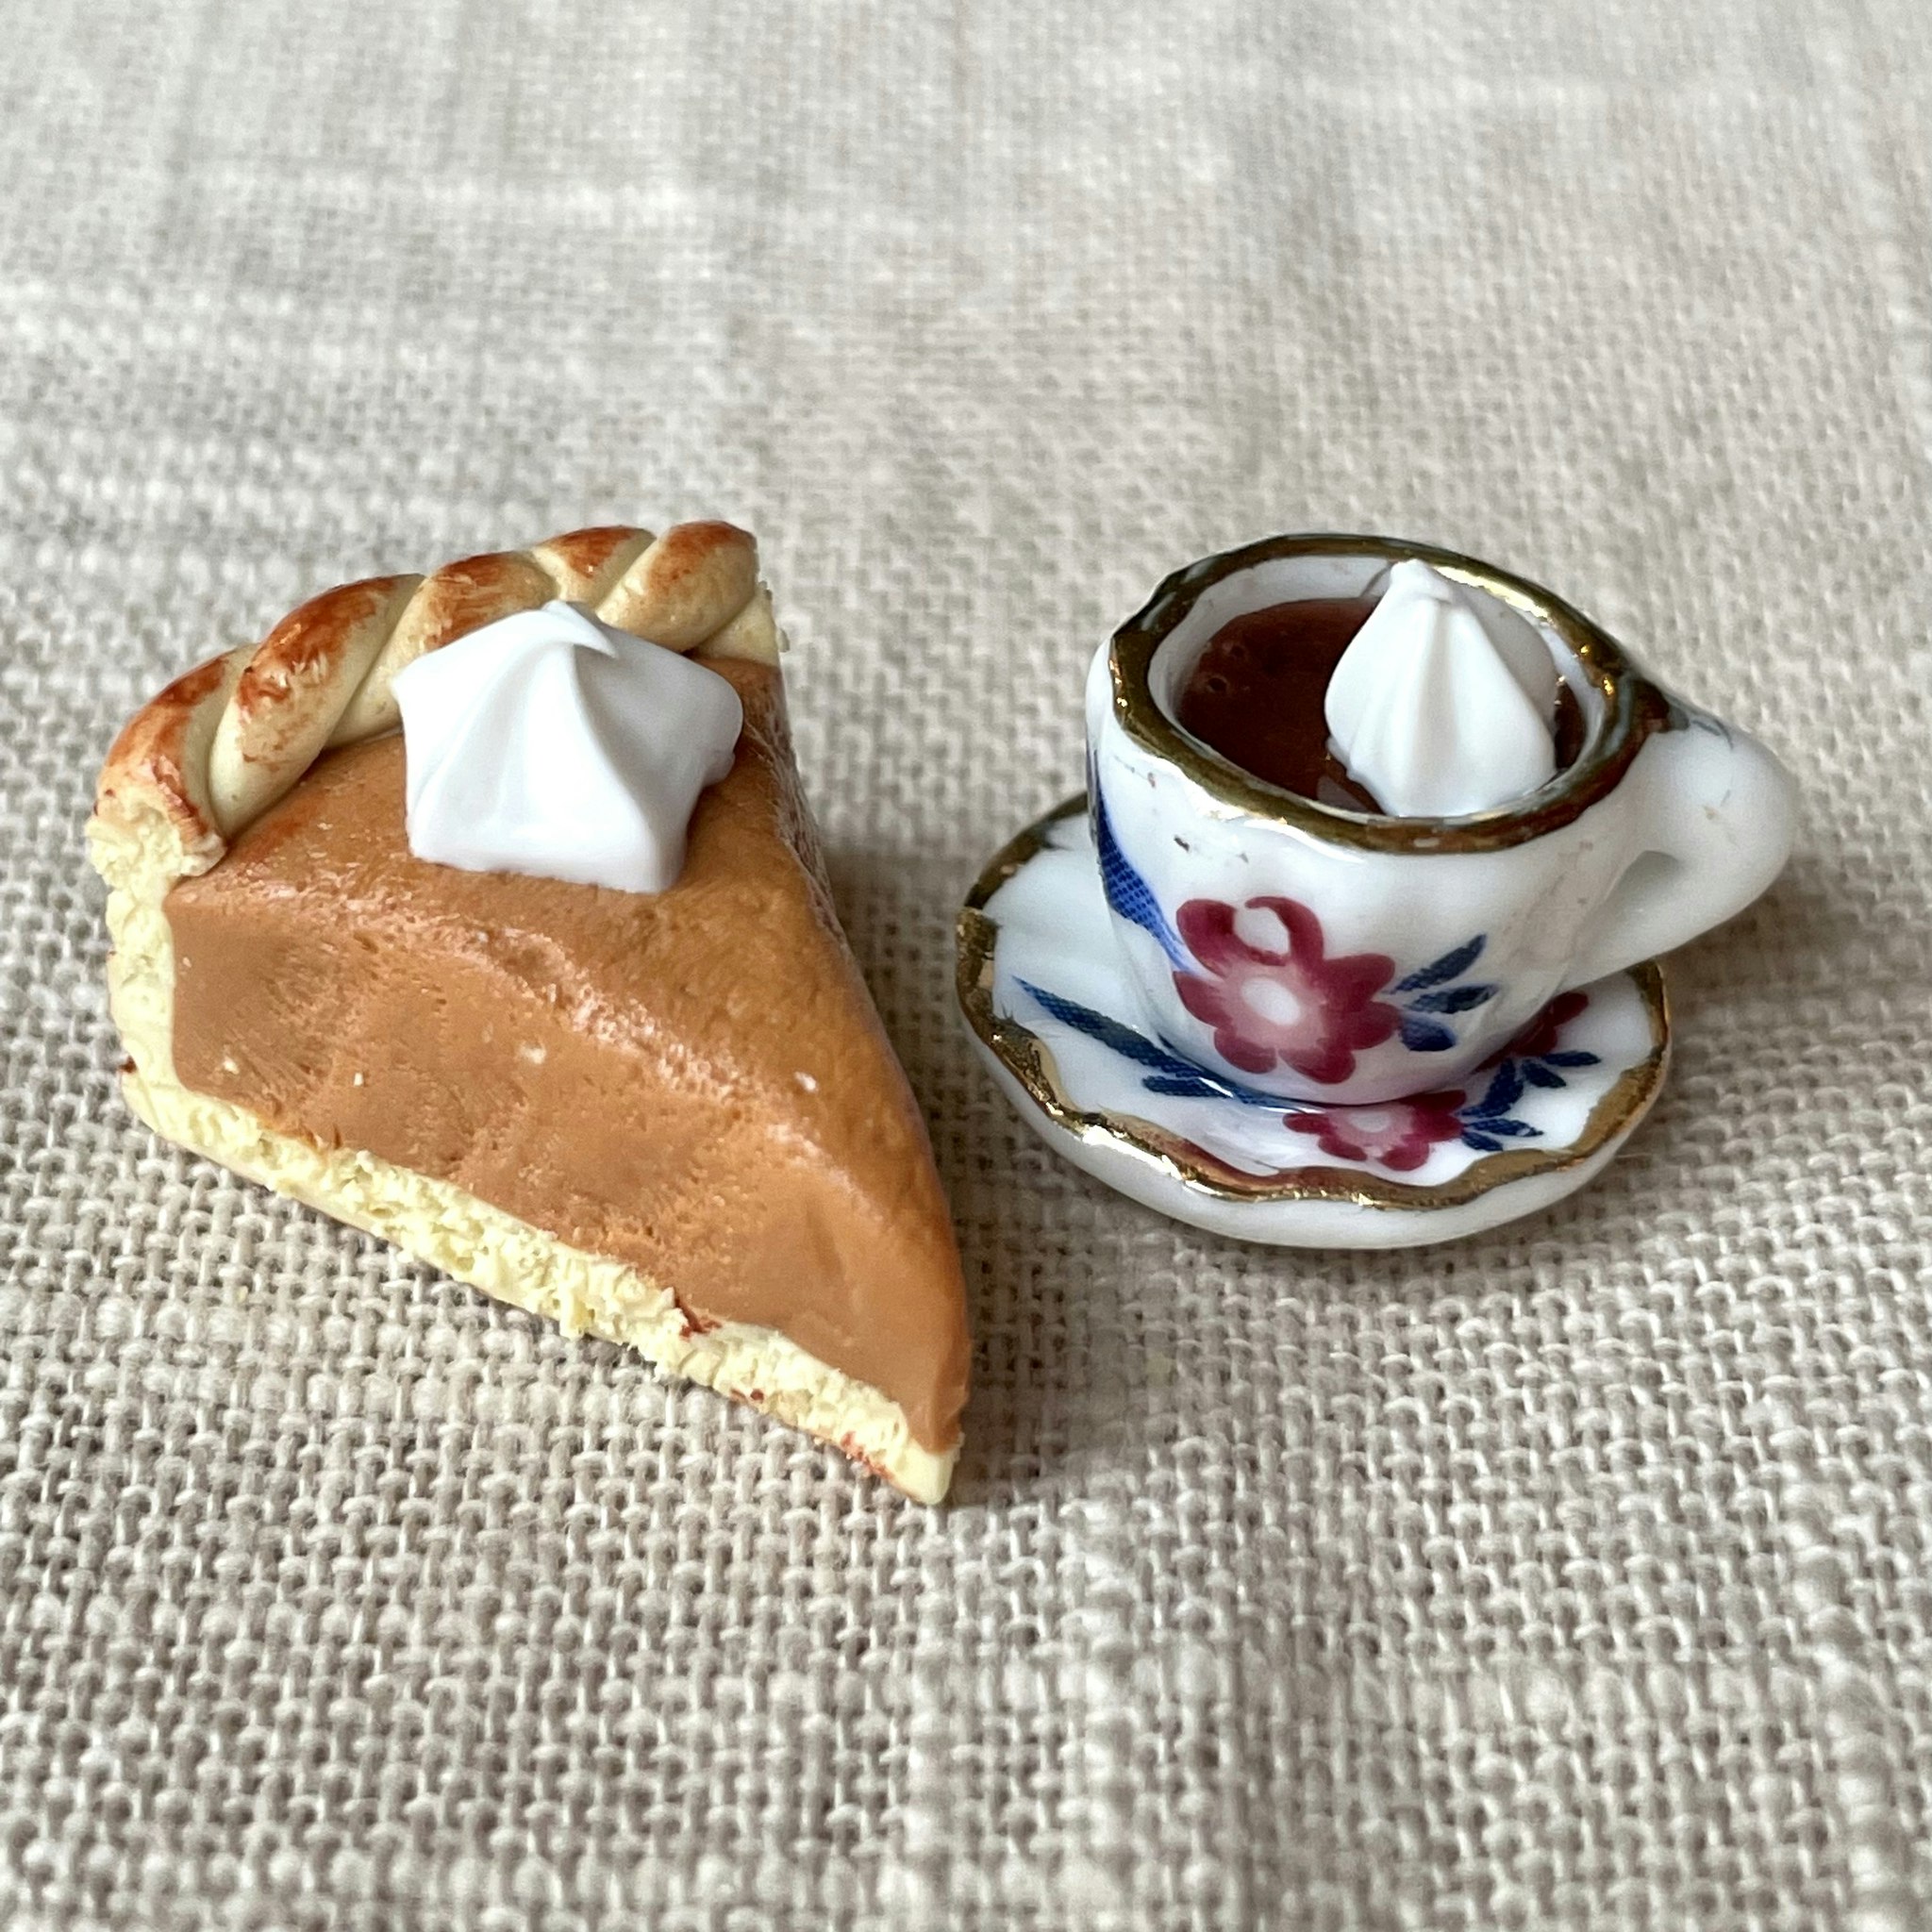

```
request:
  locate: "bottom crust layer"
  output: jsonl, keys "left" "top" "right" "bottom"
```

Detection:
{"left": 122, "top": 1062, "right": 958, "bottom": 1504}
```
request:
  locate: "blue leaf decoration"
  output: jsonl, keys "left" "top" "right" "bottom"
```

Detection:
{"left": 1141, "top": 1074, "right": 1235, "bottom": 1100}
{"left": 1393, "top": 935, "right": 1486, "bottom": 993}
{"left": 1021, "top": 981, "right": 1199, "bottom": 1076}
{"left": 1399, "top": 1015, "right": 1457, "bottom": 1054}
{"left": 1093, "top": 791, "right": 1191, "bottom": 969}
{"left": 1476, "top": 1117, "right": 1541, "bottom": 1139}
{"left": 1406, "top": 982, "right": 1499, "bottom": 1015}
{"left": 1461, "top": 1130, "right": 1503, "bottom": 1153}
{"left": 1019, "top": 982, "right": 1285, "bottom": 1108}
{"left": 1462, "top": 1059, "right": 1525, "bottom": 1120}
{"left": 1520, "top": 1060, "right": 1565, "bottom": 1089}
{"left": 1541, "top": 1049, "right": 1600, "bottom": 1069}
{"left": 1140, "top": 1074, "right": 1298, "bottom": 1108}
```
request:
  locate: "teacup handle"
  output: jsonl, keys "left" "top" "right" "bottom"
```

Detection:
{"left": 1559, "top": 708, "right": 1796, "bottom": 990}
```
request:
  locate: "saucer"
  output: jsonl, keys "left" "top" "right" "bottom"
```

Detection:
{"left": 957, "top": 796, "right": 1672, "bottom": 1249}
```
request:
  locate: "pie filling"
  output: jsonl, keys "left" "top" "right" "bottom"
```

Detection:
{"left": 163, "top": 661, "right": 969, "bottom": 1452}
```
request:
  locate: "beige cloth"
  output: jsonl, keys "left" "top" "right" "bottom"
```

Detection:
{"left": 4, "top": 0, "right": 1930, "bottom": 1924}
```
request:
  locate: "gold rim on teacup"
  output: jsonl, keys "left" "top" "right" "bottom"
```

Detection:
{"left": 1108, "top": 532, "right": 1674, "bottom": 855}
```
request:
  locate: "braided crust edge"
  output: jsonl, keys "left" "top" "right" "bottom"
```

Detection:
{"left": 90, "top": 520, "right": 782, "bottom": 888}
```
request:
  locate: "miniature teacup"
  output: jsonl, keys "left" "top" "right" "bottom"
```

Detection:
{"left": 1086, "top": 534, "right": 1795, "bottom": 1107}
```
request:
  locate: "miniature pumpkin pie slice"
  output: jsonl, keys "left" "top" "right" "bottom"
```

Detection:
{"left": 88, "top": 523, "right": 970, "bottom": 1501}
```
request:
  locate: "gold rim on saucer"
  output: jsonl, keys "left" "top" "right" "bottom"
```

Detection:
{"left": 958, "top": 795, "right": 1672, "bottom": 1213}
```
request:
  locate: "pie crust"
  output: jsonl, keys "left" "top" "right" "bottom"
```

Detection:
{"left": 88, "top": 524, "right": 964, "bottom": 1502}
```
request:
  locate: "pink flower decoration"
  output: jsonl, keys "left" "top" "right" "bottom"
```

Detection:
{"left": 1173, "top": 895, "right": 1400, "bottom": 1086}
{"left": 1286, "top": 1091, "right": 1467, "bottom": 1172}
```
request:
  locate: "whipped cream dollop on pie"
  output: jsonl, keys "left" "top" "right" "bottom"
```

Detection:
{"left": 1324, "top": 558, "right": 1561, "bottom": 817}
{"left": 394, "top": 599, "right": 743, "bottom": 894}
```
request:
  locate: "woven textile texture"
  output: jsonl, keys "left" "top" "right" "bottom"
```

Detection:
{"left": 5, "top": 0, "right": 1931, "bottom": 1925}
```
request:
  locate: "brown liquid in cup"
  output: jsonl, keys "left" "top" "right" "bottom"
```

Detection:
{"left": 1174, "top": 595, "right": 1586, "bottom": 815}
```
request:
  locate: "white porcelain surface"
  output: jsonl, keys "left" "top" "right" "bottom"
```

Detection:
{"left": 962, "top": 804, "right": 1672, "bottom": 1250}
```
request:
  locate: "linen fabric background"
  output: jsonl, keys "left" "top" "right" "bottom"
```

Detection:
{"left": 4, "top": 1, "right": 1930, "bottom": 1926}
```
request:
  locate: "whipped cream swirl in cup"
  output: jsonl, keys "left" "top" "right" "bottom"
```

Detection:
{"left": 1324, "top": 558, "right": 1560, "bottom": 817}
